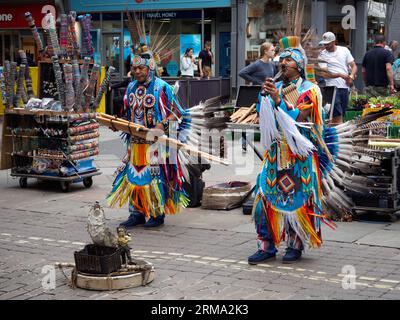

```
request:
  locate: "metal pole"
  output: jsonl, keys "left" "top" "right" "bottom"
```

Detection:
{"left": 245, "top": 135, "right": 263, "bottom": 161}
{"left": 329, "top": 86, "right": 337, "bottom": 121}
{"left": 201, "top": 9, "right": 205, "bottom": 46}
{"left": 120, "top": 11, "right": 124, "bottom": 80}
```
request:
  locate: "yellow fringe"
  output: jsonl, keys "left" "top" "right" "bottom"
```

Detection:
{"left": 257, "top": 201, "right": 323, "bottom": 249}
{"left": 131, "top": 143, "right": 150, "bottom": 166}
{"left": 296, "top": 206, "right": 322, "bottom": 248}
{"left": 108, "top": 177, "right": 185, "bottom": 218}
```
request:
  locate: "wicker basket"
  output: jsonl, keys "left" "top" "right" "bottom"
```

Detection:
{"left": 74, "top": 244, "right": 122, "bottom": 275}
{"left": 201, "top": 181, "right": 252, "bottom": 210}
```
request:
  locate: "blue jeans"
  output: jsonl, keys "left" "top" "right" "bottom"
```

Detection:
{"left": 256, "top": 211, "right": 303, "bottom": 251}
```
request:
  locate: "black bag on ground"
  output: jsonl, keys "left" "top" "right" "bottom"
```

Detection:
{"left": 183, "top": 164, "right": 210, "bottom": 208}
{"left": 242, "top": 194, "right": 255, "bottom": 215}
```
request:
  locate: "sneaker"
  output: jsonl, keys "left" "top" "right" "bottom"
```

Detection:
{"left": 282, "top": 247, "right": 302, "bottom": 264}
{"left": 144, "top": 215, "right": 165, "bottom": 228}
{"left": 119, "top": 213, "right": 145, "bottom": 228}
{"left": 248, "top": 250, "right": 276, "bottom": 265}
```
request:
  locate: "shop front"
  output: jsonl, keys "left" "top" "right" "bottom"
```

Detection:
{"left": 246, "top": 0, "right": 312, "bottom": 63}
{"left": 69, "top": 0, "right": 232, "bottom": 80}
{"left": 0, "top": 2, "right": 57, "bottom": 66}
{"left": 230, "top": 0, "right": 389, "bottom": 93}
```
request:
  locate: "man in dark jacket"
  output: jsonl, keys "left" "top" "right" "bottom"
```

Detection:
{"left": 362, "top": 35, "right": 395, "bottom": 97}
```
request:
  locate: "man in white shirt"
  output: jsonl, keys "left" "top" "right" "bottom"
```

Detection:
{"left": 318, "top": 32, "right": 358, "bottom": 124}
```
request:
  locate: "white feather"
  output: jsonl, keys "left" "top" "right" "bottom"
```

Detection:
{"left": 173, "top": 80, "right": 180, "bottom": 96}
{"left": 275, "top": 107, "right": 315, "bottom": 156}
{"left": 259, "top": 96, "right": 280, "bottom": 151}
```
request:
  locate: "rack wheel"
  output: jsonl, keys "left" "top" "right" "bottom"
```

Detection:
{"left": 60, "top": 181, "right": 70, "bottom": 192}
{"left": 83, "top": 177, "right": 93, "bottom": 188}
{"left": 19, "top": 178, "right": 28, "bottom": 188}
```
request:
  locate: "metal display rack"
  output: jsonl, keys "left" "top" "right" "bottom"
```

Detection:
{"left": 347, "top": 147, "right": 400, "bottom": 221}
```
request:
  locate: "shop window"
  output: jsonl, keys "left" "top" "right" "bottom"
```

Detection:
{"left": 20, "top": 36, "right": 36, "bottom": 66}
{"left": 102, "top": 12, "right": 122, "bottom": 32}
{"left": 246, "top": 0, "right": 311, "bottom": 63}
{"left": 367, "top": 1, "right": 387, "bottom": 51}
{"left": 327, "top": 20, "right": 350, "bottom": 47}
{"left": 122, "top": 12, "right": 208, "bottom": 78}
{"left": 91, "top": 20, "right": 101, "bottom": 64}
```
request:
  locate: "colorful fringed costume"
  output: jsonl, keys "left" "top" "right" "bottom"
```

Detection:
{"left": 107, "top": 74, "right": 191, "bottom": 219}
{"left": 252, "top": 36, "right": 336, "bottom": 258}
{"left": 254, "top": 78, "right": 335, "bottom": 250}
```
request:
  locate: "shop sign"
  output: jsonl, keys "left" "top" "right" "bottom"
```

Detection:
{"left": 0, "top": 4, "right": 56, "bottom": 29}
{"left": 71, "top": 0, "right": 231, "bottom": 11}
{"left": 144, "top": 11, "right": 202, "bottom": 20}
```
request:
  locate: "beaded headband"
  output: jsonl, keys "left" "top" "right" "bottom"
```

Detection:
{"left": 131, "top": 54, "right": 155, "bottom": 71}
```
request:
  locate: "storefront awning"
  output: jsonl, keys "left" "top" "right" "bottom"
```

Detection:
{"left": 70, "top": 0, "right": 231, "bottom": 12}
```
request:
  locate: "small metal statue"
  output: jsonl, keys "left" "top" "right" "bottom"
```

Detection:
{"left": 117, "top": 226, "right": 132, "bottom": 265}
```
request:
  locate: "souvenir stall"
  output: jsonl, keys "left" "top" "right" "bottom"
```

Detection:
{"left": 343, "top": 95, "right": 400, "bottom": 220}
{"left": 228, "top": 91, "right": 400, "bottom": 221}
{"left": 0, "top": 11, "right": 114, "bottom": 192}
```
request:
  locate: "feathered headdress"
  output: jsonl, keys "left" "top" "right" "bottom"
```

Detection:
{"left": 126, "top": 11, "right": 179, "bottom": 78}
{"left": 274, "top": 0, "right": 326, "bottom": 84}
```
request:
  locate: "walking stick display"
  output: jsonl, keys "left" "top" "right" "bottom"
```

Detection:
{"left": 63, "top": 63, "right": 75, "bottom": 111}
{"left": 44, "top": 12, "right": 61, "bottom": 56}
{"left": 19, "top": 50, "right": 34, "bottom": 99}
{"left": 94, "top": 66, "right": 115, "bottom": 109}
{"left": 24, "top": 12, "right": 44, "bottom": 53}
{"left": 67, "top": 12, "right": 80, "bottom": 58}
{"left": 85, "top": 64, "right": 100, "bottom": 112}
{"left": 51, "top": 55, "right": 66, "bottom": 108}
{"left": 76, "top": 57, "right": 91, "bottom": 112}
{"left": 8, "top": 62, "right": 17, "bottom": 108}
{"left": 0, "top": 9, "right": 108, "bottom": 193}
{"left": 15, "top": 64, "right": 26, "bottom": 108}
{"left": 59, "top": 14, "right": 69, "bottom": 57}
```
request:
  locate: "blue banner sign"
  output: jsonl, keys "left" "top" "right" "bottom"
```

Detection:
{"left": 71, "top": 0, "right": 231, "bottom": 12}
{"left": 180, "top": 34, "right": 201, "bottom": 58}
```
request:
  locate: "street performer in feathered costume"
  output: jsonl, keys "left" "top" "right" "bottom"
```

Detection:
{"left": 248, "top": 36, "right": 335, "bottom": 264}
{"left": 107, "top": 49, "right": 191, "bottom": 228}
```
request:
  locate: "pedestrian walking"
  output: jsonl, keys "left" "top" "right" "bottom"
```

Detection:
{"left": 393, "top": 53, "right": 400, "bottom": 90}
{"left": 238, "top": 41, "right": 277, "bottom": 152}
{"left": 239, "top": 41, "right": 277, "bottom": 85}
{"left": 318, "top": 32, "right": 357, "bottom": 124}
{"left": 362, "top": 35, "right": 395, "bottom": 98}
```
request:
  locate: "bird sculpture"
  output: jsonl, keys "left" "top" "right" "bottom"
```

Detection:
{"left": 87, "top": 201, "right": 117, "bottom": 248}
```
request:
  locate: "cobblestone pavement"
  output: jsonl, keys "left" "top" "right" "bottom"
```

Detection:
{"left": 1, "top": 209, "right": 400, "bottom": 300}
{"left": 1, "top": 127, "right": 400, "bottom": 300}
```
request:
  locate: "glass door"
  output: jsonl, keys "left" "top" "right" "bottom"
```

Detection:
{"left": 102, "top": 33, "right": 122, "bottom": 80}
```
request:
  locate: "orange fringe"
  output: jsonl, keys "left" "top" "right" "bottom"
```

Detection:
{"left": 131, "top": 143, "right": 149, "bottom": 166}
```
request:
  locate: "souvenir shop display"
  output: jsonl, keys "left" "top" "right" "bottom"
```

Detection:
{"left": 0, "top": 10, "right": 115, "bottom": 192}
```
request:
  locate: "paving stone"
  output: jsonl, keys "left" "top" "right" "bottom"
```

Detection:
{"left": 0, "top": 287, "right": 29, "bottom": 299}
